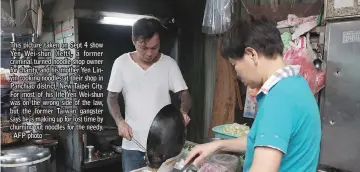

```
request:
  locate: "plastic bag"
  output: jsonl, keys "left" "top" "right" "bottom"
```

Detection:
{"left": 210, "top": 154, "right": 239, "bottom": 172}
{"left": 199, "top": 162, "right": 228, "bottom": 172}
{"left": 1, "top": 9, "right": 16, "bottom": 28}
{"left": 316, "top": 71, "right": 325, "bottom": 92}
{"left": 283, "top": 36, "right": 326, "bottom": 94}
{"left": 243, "top": 87, "right": 258, "bottom": 119}
{"left": 202, "top": 0, "right": 233, "bottom": 34}
{"left": 277, "top": 14, "right": 319, "bottom": 40}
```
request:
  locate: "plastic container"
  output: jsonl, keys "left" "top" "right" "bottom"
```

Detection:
{"left": 211, "top": 154, "right": 239, "bottom": 172}
{"left": 212, "top": 124, "right": 238, "bottom": 139}
{"left": 131, "top": 152, "right": 183, "bottom": 172}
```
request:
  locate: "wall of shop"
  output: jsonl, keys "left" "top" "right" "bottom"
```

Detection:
{"left": 74, "top": 0, "right": 175, "bottom": 19}
{"left": 3, "top": 0, "right": 212, "bottom": 170}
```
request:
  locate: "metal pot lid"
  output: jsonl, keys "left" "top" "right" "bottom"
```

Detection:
{"left": 0, "top": 145, "right": 51, "bottom": 166}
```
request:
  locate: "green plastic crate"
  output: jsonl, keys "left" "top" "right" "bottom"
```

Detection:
{"left": 212, "top": 124, "right": 240, "bottom": 139}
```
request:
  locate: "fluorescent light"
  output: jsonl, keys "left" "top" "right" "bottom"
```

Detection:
{"left": 101, "top": 17, "right": 139, "bottom": 26}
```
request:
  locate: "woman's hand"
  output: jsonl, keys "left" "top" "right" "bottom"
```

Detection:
{"left": 184, "top": 142, "right": 221, "bottom": 166}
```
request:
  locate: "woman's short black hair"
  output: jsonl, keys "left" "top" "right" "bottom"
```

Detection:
{"left": 132, "top": 17, "right": 165, "bottom": 42}
{"left": 221, "top": 16, "right": 284, "bottom": 60}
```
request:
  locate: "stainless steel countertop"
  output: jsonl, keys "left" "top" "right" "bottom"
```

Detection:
{"left": 83, "top": 152, "right": 122, "bottom": 169}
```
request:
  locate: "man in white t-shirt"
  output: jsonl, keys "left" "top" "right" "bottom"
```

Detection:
{"left": 107, "top": 17, "right": 191, "bottom": 172}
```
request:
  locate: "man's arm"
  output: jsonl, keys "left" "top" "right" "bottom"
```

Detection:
{"left": 177, "top": 90, "right": 192, "bottom": 114}
{"left": 107, "top": 91, "right": 123, "bottom": 126}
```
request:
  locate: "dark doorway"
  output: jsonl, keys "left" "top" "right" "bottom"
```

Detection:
{"left": 78, "top": 19, "right": 133, "bottom": 126}
{"left": 78, "top": 19, "right": 131, "bottom": 172}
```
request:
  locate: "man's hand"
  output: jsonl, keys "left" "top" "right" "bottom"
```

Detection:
{"left": 117, "top": 120, "right": 133, "bottom": 141}
{"left": 183, "top": 113, "right": 191, "bottom": 126}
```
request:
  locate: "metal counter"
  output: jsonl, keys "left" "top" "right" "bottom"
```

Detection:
{"left": 83, "top": 152, "right": 122, "bottom": 169}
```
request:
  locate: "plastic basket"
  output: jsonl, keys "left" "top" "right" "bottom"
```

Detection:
{"left": 212, "top": 124, "right": 240, "bottom": 139}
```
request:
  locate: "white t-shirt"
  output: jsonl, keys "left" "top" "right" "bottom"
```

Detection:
{"left": 107, "top": 53, "right": 188, "bottom": 151}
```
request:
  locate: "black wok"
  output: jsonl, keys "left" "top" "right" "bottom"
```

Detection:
{"left": 145, "top": 104, "right": 186, "bottom": 169}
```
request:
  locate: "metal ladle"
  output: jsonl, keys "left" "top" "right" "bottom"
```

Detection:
{"left": 131, "top": 137, "right": 146, "bottom": 152}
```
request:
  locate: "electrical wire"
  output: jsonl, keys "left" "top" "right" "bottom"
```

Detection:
{"left": 14, "top": 9, "right": 29, "bottom": 28}
{"left": 28, "top": 9, "right": 38, "bottom": 15}
{"left": 38, "top": 0, "right": 42, "bottom": 8}
{"left": 240, "top": 0, "right": 250, "bottom": 15}
{"left": 27, "top": 11, "right": 35, "bottom": 33}
{"left": 14, "top": 6, "right": 38, "bottom": 33}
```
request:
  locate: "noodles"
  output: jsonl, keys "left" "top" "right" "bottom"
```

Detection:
{"left": 223, "top": 123, "right": 250, "bottom": 137}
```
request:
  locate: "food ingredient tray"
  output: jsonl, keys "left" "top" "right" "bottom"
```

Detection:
{"left": 212, "top": 123, "right": 250, "bottom": 139}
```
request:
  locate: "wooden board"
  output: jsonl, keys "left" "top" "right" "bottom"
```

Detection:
{"left": 208, "top": 40, "right": 237, "bottom": 137}
{"left": 242, "top": 2, "right": 322, "bottom": 22}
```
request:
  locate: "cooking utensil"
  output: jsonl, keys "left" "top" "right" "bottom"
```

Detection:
{"left": 146, "top": 104, "right": 186, "bottom": 169}
{"left": 132, "top": 137, "right": 146, "bottom": 152}
{"left": 173, "top": 154, "right": 200, "bottom": 172}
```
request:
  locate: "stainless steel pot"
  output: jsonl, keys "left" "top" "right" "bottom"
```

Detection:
{"left": 0, "top": 145, "right": 52, "bottom": 172}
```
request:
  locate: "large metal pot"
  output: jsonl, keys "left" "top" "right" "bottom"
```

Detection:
{"left": 0, "top": 145, "right": 52, "bottom": 172}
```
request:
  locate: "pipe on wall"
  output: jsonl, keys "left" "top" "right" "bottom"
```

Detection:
{"left": 10, "top": 0, "right": 15, "bottom": 26}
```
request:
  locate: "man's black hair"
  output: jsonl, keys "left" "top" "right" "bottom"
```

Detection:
{"left": 132, "top": 17, "right": 165, "bottom": 42}
{"left": 221, "top": 16, "right": 284, "bottom": 60}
